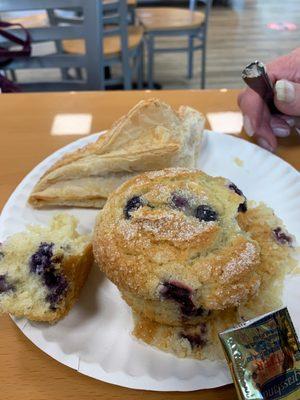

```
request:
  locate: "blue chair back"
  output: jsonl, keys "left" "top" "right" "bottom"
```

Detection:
{"left": 190, "top": 0, "right": 213, "bottom": 21}
{"left": 102, "top": 0, "right": 131, "bottom": 88}
{"left": 50, "top": 0, "right": 133, "bottom": 89}
{"left": 0, "top": 0, "right": 104, "bottom": 91}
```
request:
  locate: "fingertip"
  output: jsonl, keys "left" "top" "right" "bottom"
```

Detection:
{"left": 276, "top": 114, "right": 295, "bottom": 127}
{"left": 257, "top": 137, "right": 275, "bottom": 152}
{"left": 256, "top": 136, "right": 277, "bottom": 152}
{"left": 274, "top": 80, "right": 300, "bottom": 116}
{"left": 237, "top": 89, "right": 247, "bottom": 107}
{"left": 243, "top": 115, "right": 255, "bottom": 137}
{"left": 275, "top": 80, "right": 295, "bottom": 103}
{"left": 255, "top": 125, "right": 277, "bottom": 153}
{"left": 270, "top": 116, "right": 291, "bottom": 137}
{"left": 267, "top": 129, "right": 278, "bottom": 150}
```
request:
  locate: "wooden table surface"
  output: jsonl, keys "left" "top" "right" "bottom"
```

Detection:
{"left": 0, "top": 90, "right": 299, "bottom": 400}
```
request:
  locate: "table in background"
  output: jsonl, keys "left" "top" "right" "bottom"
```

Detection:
{"left": 103, "top": 0, "right": 136, "bottom": 4}
{"left": 0, "top": 89, "right": 299, "bottom": 400}
{"left": 7, "top": 0, "right": 137, "bottom": 27}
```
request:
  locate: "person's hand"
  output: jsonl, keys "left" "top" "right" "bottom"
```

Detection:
{"left": 238, "top": 48, "right": 300, "bottom": 152}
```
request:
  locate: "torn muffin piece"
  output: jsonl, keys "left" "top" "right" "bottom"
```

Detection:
{"left": 0, "top": 214, "right": 93, "bottom": 323}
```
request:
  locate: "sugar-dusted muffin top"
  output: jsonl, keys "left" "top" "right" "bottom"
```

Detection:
{"left": 0, "top": 214, "right": 93, "bottom": 322}
{"left": 132, "top": 203, "right": 297, "bottom": 360}
{"left": 93, "top": 168, "right": 261, "bottom": 312}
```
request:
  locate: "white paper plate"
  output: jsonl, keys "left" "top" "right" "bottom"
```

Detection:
{"left": 0, "top": 131, "right": 299, "bottom": 392}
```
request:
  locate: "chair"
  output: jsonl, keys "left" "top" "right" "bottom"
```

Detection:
{"left": 136, "top": 0, "right": 212, "bottom": 89}
{"left": 60, "top": 0, "right": 144, "bottom": 90}
{"left": 0, "top": 0, "right": 104, "bottom": 91}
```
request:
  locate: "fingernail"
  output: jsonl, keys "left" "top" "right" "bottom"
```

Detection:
{"left": 257, "top": 137, "right": 275, "bottom": 152}
{"left": 270, "top": 122, "right": 290, "bottom": 137}
{"left": 243, "top": 115, "right": 255, "bottom": 137}
{"left": 275, "top": 80, "right": 295, "bottom": 103}
{"left": 272, "top": 127, "right": 290, "bottom": 137}
{"left": 280, "top": 116, "right": 295, "bottom": 127}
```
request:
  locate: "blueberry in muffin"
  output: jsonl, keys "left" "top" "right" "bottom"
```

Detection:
{"left": 93, "top": 168, "right": 261, "bottom": 326}
{"left": 0, "top": 214, "right": 93, "bottom": 322}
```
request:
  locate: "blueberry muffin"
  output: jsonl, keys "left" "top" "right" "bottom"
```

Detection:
{"left": 133, "top": 203, "right": 297, "bottom": 360}
{"left": 133, "top": 309, "right": 236, "bottom": 360}
{"left": 0, "top": 214, "right": 93, "bottom": 322}
{"left": 93, "top": 168, "right": 261, "bottom": 326}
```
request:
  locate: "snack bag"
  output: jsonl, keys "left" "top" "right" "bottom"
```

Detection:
{"left": 219, "top": 308, "right": 300, "bottom": 400}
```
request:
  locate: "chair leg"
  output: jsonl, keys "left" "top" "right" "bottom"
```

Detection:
{"left": 9, "top": 70, "right": 17, "bottom": 82}
{"left": 123, "top": 61, "right": 132, "bottom": 90}
{"left": 201, "top": 41, "right": 207, "bottom": 89}
{"left": 188, "top": 35, "right": 194, "bottom": 79}
{"left": 130, "top": 7, "right": 136, "bottom": 25}
{"left": 75, "top": 68, "right": 83, "bottom": 80}
{"left": 52, "top": 40, "right": 69, "bottom": 81}
{"left": 121, "top": 47, "right": 132, "bottom": 90}
{"left": 147, "top": 35, "right": 154, "bottom": 89}
{"left": 61, "top": 68, "right": 69, "bottom": 80}
{"left": 137, "top": 43, "right": 144, "bottom": 90}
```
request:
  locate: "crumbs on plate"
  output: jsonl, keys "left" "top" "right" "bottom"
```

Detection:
{"left": 234, "top": 157, "right": 244, "bottom": 167}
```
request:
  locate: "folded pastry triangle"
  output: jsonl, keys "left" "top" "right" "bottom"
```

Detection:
{"left": 29, "top": 98, "right": 205, "bottom": 208}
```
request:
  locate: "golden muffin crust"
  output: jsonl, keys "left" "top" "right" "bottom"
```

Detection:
{"left": 132, "top": 203, "right": 298, "bottom": 359}
{"left": 0, "top": 214, "right": 93, "bottom": 323}
{"left": 93, "top": 168, "right": 261, "bottom": 325}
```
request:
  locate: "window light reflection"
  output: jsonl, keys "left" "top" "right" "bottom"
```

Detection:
{"left": 206, "top": 112, "right": 243, "bottom": 135}
{"left": 51, "top": 113, "right": 92, "bottom": 135}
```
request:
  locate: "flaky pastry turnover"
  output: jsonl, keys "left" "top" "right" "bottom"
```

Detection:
{"left": 29, "top": 98, "right": 205, "bottom": 208}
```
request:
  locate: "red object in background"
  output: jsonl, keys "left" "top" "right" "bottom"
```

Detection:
{"left": 267, "top": 22, "right": 298, "bottom": 31}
